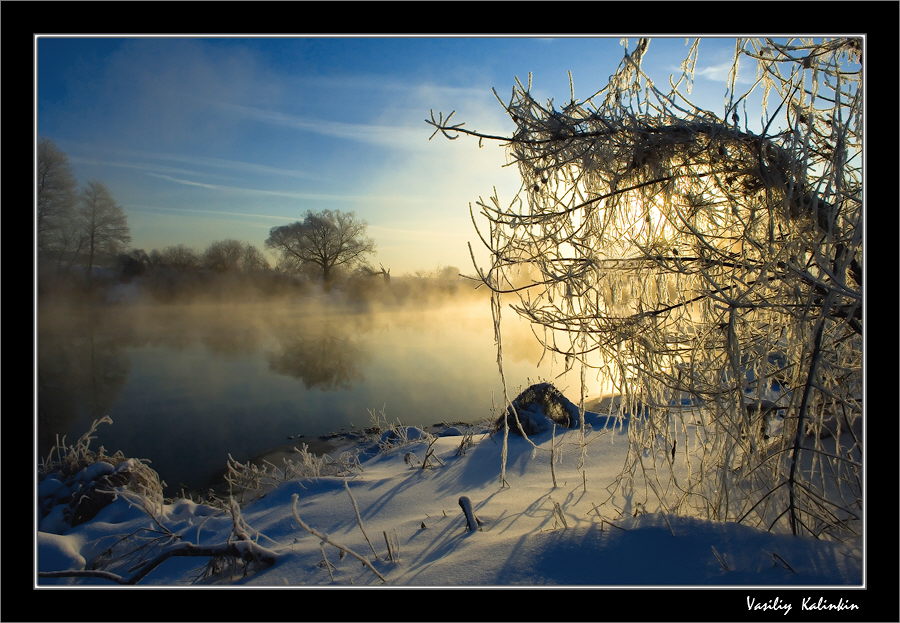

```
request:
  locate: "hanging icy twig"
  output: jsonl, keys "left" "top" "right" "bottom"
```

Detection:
{"left": 429, "top": 37, "right": 861, "bottom": 540}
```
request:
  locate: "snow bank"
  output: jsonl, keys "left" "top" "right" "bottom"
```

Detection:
{"left": 36, "top": 408, "right": 862, "bottom": 588}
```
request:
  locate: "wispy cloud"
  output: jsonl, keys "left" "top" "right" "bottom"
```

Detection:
{"left": 70, "top": 156, "right": 218, "bottom": 181}
{"left": 145, "top": 172, "right": 366, "bottom": 201}
{"left": 131, "top": 150, "right": 317, "bottom": 180}
{"left": 128, "top": 203, "right": 295, "bottom": 222}
{"left": 694, "top": 61, "right": 754, "bottom": 84}
{"left": 145, "top": 171, "right": 434, "bottom": 205}
{"left": 216, "top": 102, "right": 430, "bottom": 149}
{"left": 296, "top": 73, "right": 488, "bottom": 102}
{"left": 70, "top": 148, "right": 317, "bottom": 181}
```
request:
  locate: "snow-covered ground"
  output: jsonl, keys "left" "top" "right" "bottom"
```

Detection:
{"left": 37, "top": 408, "right": 862, "bottom": 591}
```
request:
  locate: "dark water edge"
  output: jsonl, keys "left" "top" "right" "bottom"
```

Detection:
{"left": 37, "top": 300, "right": 602, "bottom": 497}
{"left": 190, "top": 419, "right": 482, "bottom": 500}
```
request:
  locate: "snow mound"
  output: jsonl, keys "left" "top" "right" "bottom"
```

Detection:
{"left": 38, "top": 532, "right": 87, "bottom": 585}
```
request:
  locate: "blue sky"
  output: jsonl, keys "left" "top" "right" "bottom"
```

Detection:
{"left": 37, "top": 36, "right": 743, "bottom": 274}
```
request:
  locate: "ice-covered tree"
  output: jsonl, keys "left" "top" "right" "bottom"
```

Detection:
{"left": 429, "top": 37, "right": 862, "bottom": 540}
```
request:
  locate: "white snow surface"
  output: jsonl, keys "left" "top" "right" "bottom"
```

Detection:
{"left": 37, "top": 424, "right": 862, "bottom": 588}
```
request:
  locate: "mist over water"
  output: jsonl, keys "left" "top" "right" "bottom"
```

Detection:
{"left": 37, "top": 293, "right": 600, "bottom": 495}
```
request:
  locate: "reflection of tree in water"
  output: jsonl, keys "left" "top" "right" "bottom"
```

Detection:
{"left": 200, "top": 323, "right": 261, "bottom": 358}
{"left": 37, "top": 315, "right": 131, "bottom": 454}
{"left": 266, "top": 324, "right": 364, "bottom": 390}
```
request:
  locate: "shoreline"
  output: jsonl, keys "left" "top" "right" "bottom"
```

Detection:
{"left": 250, "top": 419, "right": 479, "bottom": 465}
{"left": 198, "top": 420, "right": 482, "bottom": 498}
{"left": 179, "top": 393, "right": 614, "bottom": 500}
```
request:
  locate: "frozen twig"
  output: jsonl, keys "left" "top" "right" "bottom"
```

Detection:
{"left": 344, "top": 480, "right": 379, "bottom": 560}
{"left": 39, "top": 540, "right": 279, "bottom": 585}
{"left": 291, "top": 494, "right": 386, "bottom": 583}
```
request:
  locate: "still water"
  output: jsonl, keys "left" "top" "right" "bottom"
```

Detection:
{"left": 37, "top": 300, "right": 592, "bottom": 494}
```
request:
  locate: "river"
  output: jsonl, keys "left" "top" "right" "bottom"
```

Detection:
{"left": 37, "top": 298, "right": 601, "bottom": 494}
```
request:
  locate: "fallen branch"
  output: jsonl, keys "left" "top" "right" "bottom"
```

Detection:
{"left": 291, "top": 493, "right": 386, "bottom": 583}
{"left": 711, "top": 545, "right": 731, "bottom": 572}
{"left": 38, "top": 540, "right": 279, "bottom": 585}
{"left": 421, "top": 436, "right": 444, "bottom": 469}
{"left": 344, "top": 480, "right": 379, "bottom": 560}
{"left": 38, "top": 569, "right": 131, "bottom": 585}
{"left": 383, "top": 530, "right": 400, "bottom": 563}
{"left": 551, "top": 499, "right": 568, "bottom": 529}
{"left": 771, "top": 551, "right": 796, "bottom": 574}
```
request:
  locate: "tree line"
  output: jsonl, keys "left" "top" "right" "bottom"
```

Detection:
{"left": 37, "top": 140, "right": 378, "bottom": 298}
{"left": 37, "top": 139, "right": 471, "bottom": 305}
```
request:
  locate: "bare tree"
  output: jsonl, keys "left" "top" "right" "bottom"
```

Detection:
{"left": 429, "top": 37, "right": 862, "bottom": 541}
{"left": 37, "top": 138, "right": 78, "bottom": 262}
{"left": 202, "top": 239, "right": 270, "bottom": 273}
{"left": 240, "top": 244, "right": 270, "bottom": 273}
{"left": 266, "top": 210, "right": 375, "bottom": 285}
{"left": 77, "top": 181, "right": 131, "bottom": 283}
{"left": 155, "top": 244, "right": 202, "bottom": 271}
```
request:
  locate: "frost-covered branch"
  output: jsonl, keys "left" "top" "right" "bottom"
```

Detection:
{"left": 430, "top": 37, "right": 862, "bottom": 540}
{"left": 39, "top": 540, "right": 279, "bottom": 585}
{"left": 290, "top": 494, "right": 386, "bottom": 583}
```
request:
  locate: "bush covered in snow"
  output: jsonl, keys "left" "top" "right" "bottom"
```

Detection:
{"left": 38, "top": 416, "right": 164, "bottom": 533}
{"left": 494, "top": 382, "right": 582, "bottom": 436}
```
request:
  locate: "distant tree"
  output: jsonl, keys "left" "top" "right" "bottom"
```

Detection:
{"left": 157, "top": 244, "right": 202, "bottom": 271}
{"left": 240, "top": 244, "right": 270, "bottom": 272}
{"left": 360, "top": 263, "right": 391, "bottom": 284}
{"left": 37, "top": 138, "right": 78, "bottom": 260}
{"left": 203, "top": 239, "right": 245, "bottom": 273}
{"left": 203, "top": 239, "right": 269, "bottom": 273}
{"left": 436, "top": 266, "right": 460, "bottom": 281}
{"left": 77, "top": 181, "right": 131, "bottom": 282}
{"left": 116, "top": 249, "right": 150, "bottom": 281}
{"left": 147, "top": 249, "right": 164, "bottom": 268}
{"left": 266, "top": 210, "right": 374, "bottom": 284}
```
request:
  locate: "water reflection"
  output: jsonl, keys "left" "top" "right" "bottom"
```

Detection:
{"left": 267, "top": 325, "right": 364, "bottom": 390}
{"left": 201, "top": 324, "right": 262, "bottom": 358}
{"left": 37, "top": 301, "right": 591, "bottom": 493}
{"left": 37, "top": 315, "right": 131, "bottom": 454}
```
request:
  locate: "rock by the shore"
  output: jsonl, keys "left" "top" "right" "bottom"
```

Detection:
{"left": 495, "top": 383, "right": 582, "bottom": 436}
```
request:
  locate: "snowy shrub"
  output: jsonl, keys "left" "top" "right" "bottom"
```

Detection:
{"left": 361, "top": 406, "right": 434, "bottom": 456}
{"left": 224, "top": 444, "right": 361, "bottom": 503}
{"left": 493, "top": 382, "right": 582, "bottom": 436}
{"left": 39, "top": 417, "right": 164, "bottom": 529}
{"left": 378, "top": 426, "right": 429, "bottom": 447}
{"left": 454, "top": 428, "right": 476, "bottom": 457}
